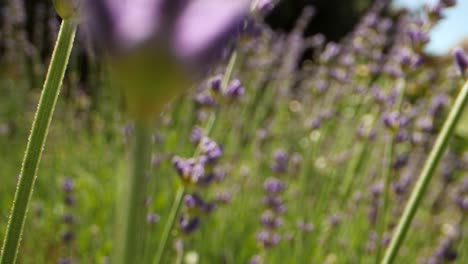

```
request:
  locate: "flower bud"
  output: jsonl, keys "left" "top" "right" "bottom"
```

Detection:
{"left": 53, "top": 0, "right": 79, "bottom": 19}
{"left": 453, "top": 47, "right": 468, "bottom": 77}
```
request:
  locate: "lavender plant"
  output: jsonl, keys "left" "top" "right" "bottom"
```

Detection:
{"left": 1, "top": 0, "right": 468, "bottom": 263}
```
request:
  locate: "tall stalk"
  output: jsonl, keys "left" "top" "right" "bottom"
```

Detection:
{"left": 114, "top": 121, "right": 153, "bottom": 264}
{"left": 381, "top": 79, "right": 468, "bottom": 264}
{"left": 0, "top": 19, "right": 77, "bottom": 264}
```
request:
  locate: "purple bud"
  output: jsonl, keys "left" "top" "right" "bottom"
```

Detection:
{"left": 62, "top": 214, "right": 74, "bottom": 224}
{"left": 190, "top": 126, "right": 204, "bottom": 145}
{"left": 62, "top": 178, "right": 75, "bottom": 193}
{"left": 58, "top": 257, "right": 72, "bottom": 264}
{"left": 178, "top": 215, "right": 200, "bottom": 234}
{"left": 381, "top": 112, "right": 401, "bottom": 131}
{"left": 455, "top": 196, "right": 468, "bottom": 212}
{"left": 260, "top": 211, "right": 283, "bottom": 229}
{"left": 256, "top": 230, "right": 281, "bottom": 248}
{"left": 262, "top": 195, "right": 284, "bottom": 208}
{"left": 453, "top": 47, "right": 468, "bottom": 76}
{"left": 392, "top": 154, "right": 409, "bottom": 169}
{"left": 263, "top": 177, "right": 286, "bottom": 194}
{"left": 62, "top": 231, "right": 75, "bottom": 243}
{"left": 249, "top": 255, "right": 262, "bottom": 264}
{"left": 224, "top": 79, "right": 245, "bottom": 99}
{"left": 297, "top": 220, "right": 314, "bottom": 232}
{"left": 194, "top": 93, "right": 217, "bottom": 107}
{"left": 64, "top": 195, "right": 76, "bottom": 206}
{"left": 146, "top": 213, "right": 160, "bottom": 224}
{"left": 209, "top": 74, "right": 223, "bottom": 93}
{"left": 200, "top": 137, "right": 223, "bottom": 163}
{"left": 307, "top": 117, "right": 322, "bottom": 130}
{"left": 184, "top": 194, "right": 198, "bottom": 208}
{"left": 394, "top": 130, "right": 409, "bottom": 143}
{"left": 271, "top": 149, "right": 289, "bottom": 173}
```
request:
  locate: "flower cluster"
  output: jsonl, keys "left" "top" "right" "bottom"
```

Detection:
{"left": 172, "top": 131, "right": 226, "bottom": 234}
{"left": 250, "top": 177, "right": 286, "bottom": 263}
{"left": 58, "top": 177, "right": 76, "bottom": 264}
{"left": 194, "top": 74, "right": 246, "bottom": 109}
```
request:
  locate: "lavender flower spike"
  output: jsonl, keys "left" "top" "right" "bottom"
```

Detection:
{"left": 84, "top": 0, "right": 251, "bottom": 119}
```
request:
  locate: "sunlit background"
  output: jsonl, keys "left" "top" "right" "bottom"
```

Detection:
{"left": 394, "top": 0, "right": 468, "bottom": 54}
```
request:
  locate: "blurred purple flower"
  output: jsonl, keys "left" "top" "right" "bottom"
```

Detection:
{"left": 84, "top": 0, "right": 251, "bottom": 68}
{"left": 178, "top": 215, "right": 200, "bottom": 234}
{"left": 263, "top": 177, "right": 285, "bottom": 194}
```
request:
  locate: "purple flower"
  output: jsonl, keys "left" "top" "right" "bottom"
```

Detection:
{"left": 85, "top": 0, "right": 250, "bottom": 67}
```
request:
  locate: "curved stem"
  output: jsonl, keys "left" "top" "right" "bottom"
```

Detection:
{"left": 114, "top": 121, "right": 152, "bottom": 264}
{"left": 381, "top": 79, "right": 468, "bottom": 264}
{"left": 0, "top": 19, "right": 76, "bottom": 264}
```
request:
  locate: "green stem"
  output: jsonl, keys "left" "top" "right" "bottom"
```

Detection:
{"left": 381, "top": 79, "right": 468, "bottom": 264}
{"left": 153, "top": 187, "right": 185, "bottom": 264}
{"left": 0, "top": 19, "right": 76, "bottom": 264}
{"left": 114, "top": 121, "right": 152, "bottom": 264}
{"left": 376, "top": 78, "right": 405, "bottom": 263}
{"left": 375, "top": 135, "right": 395, "bottom": 262}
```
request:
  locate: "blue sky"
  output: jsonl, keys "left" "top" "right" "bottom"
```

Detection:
{"left": 393, "top": 0, "right": 468, "bottom": 54}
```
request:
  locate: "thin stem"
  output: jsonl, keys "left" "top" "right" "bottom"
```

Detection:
{"left": 376, "top": 78, "right": 405, "bottom": 263}
{"left": 153, "top": 187, "right": 185, "bottom": 264}
{"left": 0, "top": 19, "right": 76, "bottom": 264}
{"left": 114, "top": 121, "right": 152, "bottom": 264}
{"left": 375, "top": 136, "right": 395, "bottom": 262}
{"left": 381, "top": 79, "right": 468, "bottom": 264}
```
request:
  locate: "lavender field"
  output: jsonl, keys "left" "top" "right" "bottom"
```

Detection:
{"left": 0, "top": 0, "right": 467, "bottom": 263}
